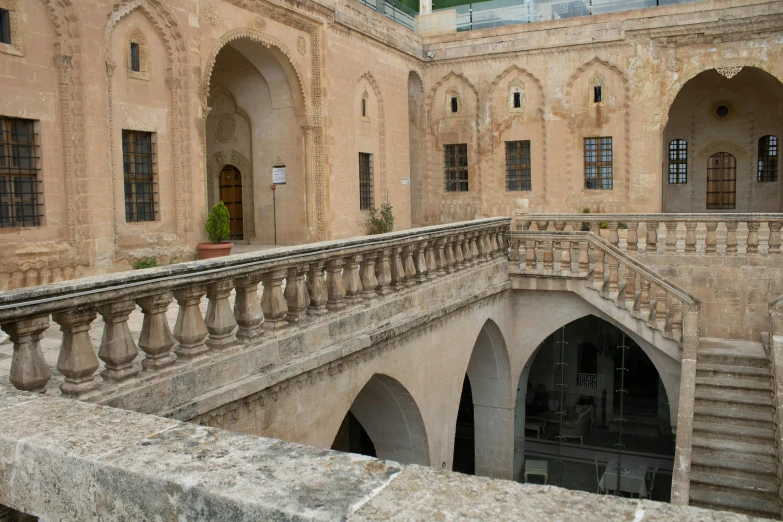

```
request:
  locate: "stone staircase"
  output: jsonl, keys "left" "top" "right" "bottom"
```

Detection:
{"left": 689, "top": 338, "right": 781, "bottom": 519}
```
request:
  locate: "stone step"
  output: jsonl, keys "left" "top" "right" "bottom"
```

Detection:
{"left": 689, "top": 470, "right": 778, "bottom": 497}
{"left": 693, "top": 405, "right": 773, "bottom": 428}
{"left": 690, "top": 484, "right": 780, "bottom": 518}
{"left": 698, "top": 352, "right": 770, "bottom": 369}
{"left": 695, "top": 375, "right": 771, "bottom": 398}
{"left": 692, "top": 436, "right": 776, "bottom": 458}
{"left": 696, "top": 362, "right": 770, "bottom": 382}
{"left": 691, "top": 447, "right": 777, "bottom": 474}
{"left": 694, "top": 388, "right": 773, "bottom": 413}
{"left": 692, "top": 420, "right": 774, "bottom": 444}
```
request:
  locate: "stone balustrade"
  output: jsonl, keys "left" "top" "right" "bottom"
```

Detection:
{"left": 515, "top": 212, "right": 783, "bottom": 256}
{"left": 0, "top": 218, "right": 509, "bottom": 398}
{"left": 509, "top": 230, "right": 700, "bottom": 345}
{"left": 768, "top": 292, "right": 783, "bottom": 517}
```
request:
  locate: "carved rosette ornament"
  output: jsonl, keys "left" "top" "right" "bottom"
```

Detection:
{"left": 254, "top": 17, "right": 267, "bottom": 30}
{"left": 204, "top": 3, "right": 221, "bottom": 27}
{"left": 716, "top": 66, "right": 743, "bottom": 79}
{"left": 297, "top": 36, "right": 307, "bottom": 56}
{"left": 214, "top": 113, "right": 236, "bottom": 143}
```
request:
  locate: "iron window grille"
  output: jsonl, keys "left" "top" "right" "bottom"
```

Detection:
{"left": 758, "top": 135, "right": 778, "bottom": 182}
{"left": 584, "top": 137, "right": 613, "bottom": 190}
{"left": 0, "top": 9, "right": 10, "bottom": 45}
{"left": 130, "top": 42, "right": 141, "bottom": 72}
{"left": 0, "top": 117, "right": 43, "bottom": 228}
{"left": 122, "top": 130, "right": 157, "bottom": 222}
{"left": 451, "top": 97, "right": 458, "bottom": 113}
{"left": 361, "top": 98, "right": 366, "bottom": 118}
{"left": 444, "top": 144, "right": 468, "bottom": 192}
{"left": 594, "top": 85, "right": 602, "bottom": 103}
{"left": 668, "top": 139, "right": 687, "bottom": 184}
{"left": 513, "top": 92, "right": 521, "bottom": 109}
{"left": 505, "top": 140, "right": 531, "bottom": 191}
{"left": 359, "top": 152, "right": 373, "bottom": 211}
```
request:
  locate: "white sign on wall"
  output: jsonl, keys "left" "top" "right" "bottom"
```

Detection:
{"left": 401, "top": 177, "right": 411, "bottom": 186}
{"left": 272, "top": 165, "right": 286, "bottom": 185}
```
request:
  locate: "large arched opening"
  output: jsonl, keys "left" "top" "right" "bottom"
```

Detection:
{"left": 452, "top": 320, "right": 514, "bottom": 478}
{"left": 204, "top": 34, "right": 310, "bottom": 245}
{"left": 514, "top": 315, "right": 675, "bottom": 501}
{"left": 663, "top": 66, "right": 783, "bottom": 212}
{"left": 331, "top": 374, "right": 430, "bottom": 466}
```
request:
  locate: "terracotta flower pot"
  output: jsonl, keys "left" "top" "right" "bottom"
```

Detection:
{"left": 197, "top": 242, "right": 234, "bottom": 260}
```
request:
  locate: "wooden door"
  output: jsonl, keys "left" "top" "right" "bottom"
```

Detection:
{"left": 219, "top": 165, "right": 243, "bottom": 240}
{"left": 706, "top": 152, "right": 736, "bottom": 209}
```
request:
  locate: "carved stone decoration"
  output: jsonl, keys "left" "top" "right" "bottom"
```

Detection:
{"left": 716, "top": 65, "right": 743, "bottom": 79}
{"left": 204, "top": 3, "right": 221, "bottom": 27}
{"left": 214, "top": 113, "right": 236, "bottom": 143}
{"left": 666, "top": 56, "right": 681, "bottom": 74}
{"left": 254, "top": 17, "right": 267, "bottom": 30}
{"left": 207, "top": 149, "right": 255, "bottom": 241}
{"left": 0, "top": 0, "right": 23, "bottom": 57}
{"left": 126, "top": 27, "right": 150, "bottom": 81}
{"left": 297, "top": 36, "right": 307, "bottom": 55}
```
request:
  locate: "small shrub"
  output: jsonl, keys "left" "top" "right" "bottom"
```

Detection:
{"left": 205, "top": 201, "right": 231, "bottom": 243}
{"left": 618, "top": 222, "right": 628, "bottom": 230}
{"left": 132, "top": 257, "right": 158, "bottom": 270}
{"left": 365, "top": 202, "right": 395, "bottom": 235}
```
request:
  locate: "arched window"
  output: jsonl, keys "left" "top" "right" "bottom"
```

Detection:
{"left": 127, "top": 28, "right": 149, "bottom": 81}
{"left": 668, "top": 139, "right": 687, "bottom": 184}
{"left": 0, "top": 3, "right": 22, "bottom": 56}
{"left": 758, "top": 135, "right": 778, "bottom": 182}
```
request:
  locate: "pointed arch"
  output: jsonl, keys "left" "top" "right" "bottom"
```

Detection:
{"left": 207, "top": 150, "right": 255, "bottom": 241}
{"left": 425, "top": 71, "right": 480, "bottom": 128}
{"left": 358, "top": 71, "right": 387, "bottom": 197}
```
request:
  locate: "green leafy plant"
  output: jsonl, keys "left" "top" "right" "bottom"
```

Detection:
{"left": 131, "top": 257, "right": 158, "bottom": 270}
{"left": 205, "top": 201, "right": 231, "bottom": 243}
{"left": 365, "top": 202, "right": 395, "bottom": 235}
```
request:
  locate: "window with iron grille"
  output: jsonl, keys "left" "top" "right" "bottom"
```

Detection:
{"left": 668, "top": 139, "right": 687, "bottom": 184}
{"left": 122, "top": 130, "right": 157, "bottom": 222}
{"left": 0, "top": 9, "right": 10, "bottom": 45}
{"left": 505, "top": 141, "right": 531, "bottom": 191}
{"left": 444, "top": 144, "right": 468, "bottom": 192}
{"left": 593, "top": 85, "right": 602, "bottom": 103}
{"left": 0, "top": 117, "right": 43, "bottom": 228}
{"left": 758, "top": 135, "right": 778, "bottom": 182}
{"left": 359, "top": 152, "right": 373, "bottom": 211}
{"left": 584, "top": 137, "right": 613, "bottom": 190}
{"left": 130, "top": 42, "right": 140, "bottom": 72}
{"left": 513, "top": 91, "right": 521, "bottom": 109}
{"left": 450, "top": 97, "right": 458, "bottom": 113}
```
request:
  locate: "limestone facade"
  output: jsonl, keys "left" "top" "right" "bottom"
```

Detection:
{"left": 0, "top": 0, "right": 780, "bottom": 289}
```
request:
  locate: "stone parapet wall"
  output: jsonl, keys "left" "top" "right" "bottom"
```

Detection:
{"left": 0, "top": 390, "right": 756, "bottom": 521}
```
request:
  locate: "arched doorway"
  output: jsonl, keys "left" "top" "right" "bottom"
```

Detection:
{"left": 331, "top": 374, "right": 430, "bottom": 466}
{"left": 706, "top": 152, "right": 736, "bottom": 209}
{"left": 452, "top": 376, "right": 475, "bottom": 474}
{"left": 219, "top": 165, "right": 244, "bottom": 240}
{"left": 515, "top": 315, "right": 674, "bottom": 501}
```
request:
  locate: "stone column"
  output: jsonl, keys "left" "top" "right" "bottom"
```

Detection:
{"left": 469, "top": 233, "right": 479, "bottom": 262}
{"left": 307, "top": 262, "right": 328, "bottom": 316}
{"left": 578, "top": 240, "right": 589, "bottom": 276}
{"left": 769, "top": 221, "right": 782, "bottom": 254}
{"left": 98, "top": 299, "right": 140, "bottom": 382}
{"left": 414, "top": 241, "right": 428, "bottom": 282}
{"left": 425, "top": 242, "right": 438, "bottom": 278}
{"left": 173, "top": 286, "right": 209, "bottom": 359}
{"left": 403, "top": 246, "right": 418, "bottom": 285}
{"left": 445, "top": 237, "right": 457, "bottom": 272}
{"left": 390, "top": 248, "right": 406, "bottom": 291}
{"left": 746, "top": 222, "right": 760, "bottom": 255}
{"left": 2, "top": 316, "right": 52, "bottom": 392}
{"left": 655, "top": 286, "right": 668, "bottom": 331}
{"left": 326, "top": 258, "right": 347, "bottom": 312}
{"left": 261, "top": 269, "right": 288, "bottom": 332}
{"left": 453, "top": 235, "right": 465, "bottom": 269}
{"left": 725, "top": 222, "right": 738, "bottom": 254}
{"left": 606, "top": 254, "right": 620, "bottom": 298}
{"left": 607, "top": 221, "right": 619, "bottom": 248}
{"left": 624, "top": 269, "right": 636, "bottom": 311}
{"left": 704, "top": 222, "right": 718, "bottom": 254}
{"left": 645, "top": 221, "right": 658, "bottom": 253}
{"left": 205, "top": 279, "right": 237, "bottom": 350}
{"left": 665, "top": 221, "right": 678, "bottom": 253}
{"left": 434, "top": 239, "right": 447, "bottom": 276}
{"left": 684, "top": 223, "right": 697, "bottom": 253}
{"left": 593, "top": 249, "right": 605, "bottom": 291}
{"left": 343, "top": 255, "right": 364, "bottom": 306}
{"left": 53, "top": 309, "right": 100, "bottom": 399}
{"left": 626, "top": 222, "right": 639, "bottom": 252}
{"left": 638, "top": 277, "right": 652, "bottom": 320}
{"left": 375, "top": 249, "right": 393, "bottom": 295}
{"left": 234, "top": 275, "right": 265, "bottom": 342}
{"left": 361, "top": 253, "right": 379, "bottom": 304}
{"left": 137, "top": 292, "right": 177, "bottom": 371}
{"left": 525, "top": 238, "right": 537, "bottom": 271}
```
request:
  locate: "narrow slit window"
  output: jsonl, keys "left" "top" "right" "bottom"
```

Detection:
{"left": 444, "top": 144, "right": 468, "bottom": 192}
{"left": 668, "top": 139, "right": 687, "bottom": 184}
{"left": 505, "top": 141, "right": 531, "bottom": 191}
{"left": 122, "top": 130, "right": 157, "bottom": 222}
{"left": 359, "top": 153, "right": 373, "bottom": 211}
{"left": 0, "top": 9, "right": 10, "bottom": 45}
{"left": 361, "top": 98, "right": 366, "bottom": 118}
{"left": 513, "top": 91, "right": 521, "bottom": 109}
{"left": 593, "top": 85, "right": 602, "bottom": 103}
{"left": 758, "top": 135, "right": 778, "bottom": 182}
{"left": 451, "top": 97, "right": 458, "bottom": 113}
{"left": 0, "top": 117, "right": 43, "bottom": 228}
{"left": 584, "top": 136, "right": 613, "bottom": 190}
{"left": 130, "top": 42, "right": 140, "bottom": 72}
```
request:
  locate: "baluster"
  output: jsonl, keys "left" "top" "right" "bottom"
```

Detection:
{"left": 704, "top": 222, "right": 718, "bottom": 254}
{"left": 343, "top": 255, "right": 364, "bottom": 305}
{"left": 261, "top": 269, "right": 288, "bottom": 332}
{"left": 509, "top": 237, "right": 520, "bottom": 262}
{"left": 403, "top": 245, "right": 418, "bottom": 284}
{"left": 725, "top": 222, "right": 738, "bottom": 254}
{"left": 497, "top": 228, "right": 507, "bottom": 257}
{"left": 284, "top": 267, "right": 310, "bottom": 323}
{"left": 489, "top": 228, "right": 500, "bottom": 258}
{"left": 98, "top": 299, "right": 140, "bottom": 382}
{"left": 445, "top": 238, "right": 457, "bottom": 273}
{"left": 593, "top": 249, "right": 605, "bottom": 291}
{"left": 389, "top": 248, "right": 406, "bottom": 291}
{"left": 375, "top": 249, "right": 393, "bottom": 294}
{"left": 414, "top": 241, "right": 429, "bottom": 282}
{"left": 624, "top": 268, "right": 636, "bottom": 311}
{"left": 361, "top": 252, "right": 380, "bottom": 303}
{"left": 453, "top": 235, "right": 465, "bottom": 269}
{"left": 671, "top": 296, "right": 683, "bottom": 341}
{"left": 638, "top": 277, "right": 651, "bottom": 320}
{"left": 235, "top": 275, "right": 265, "bottom": 341}
{"left": 747, "top": 222, "right": 760, "bottom": 255}
{"left": 462, "top": 234, "right": 473, "bottom": 267}
{"left": 606, "top": 253, "right": 620, "bottom": 298}
{"left": 578, "top": 240, "right": 589, "bottom": 276}
{"left": 425, "top": 242, "right": 438, "bottom": 278}
{"left": 137, "top": 293, "right": 176, "bottom": 370}
{"left": 684, "top": 223, "right": 697, "bottom": 253}
{"left": 769, "top": 221, "right": 782, "bottom": 254}
{"left": 525, "top": 238, "right": 537, "bottom": 270}
{"left": 53, "top": 309, "right": 100, "bottom": 399}
{"left": 205, "top": 279, "right": 237, "bottom": 350}
{"left": 536, "top": 220, "right": 549, "bottom": 232}
{"left": 645, "top": 221, "right": 658, "bottom": 253}
{"left": 560, "top": 237, "right": 572, "bottom": 275}
{"left": 626, "top": 222, "right": 639, "bottom": 252}
{"left": 307, "top": 262, "right": 328, "bottom": 315}
{"left": 1, "top": 316, "right": 52, "bottom": 392}
{"left": 665, "top": 221, "right": 678, "bottom": 253}
{"left": 173, "top": 286, "right": 209, "bottom": 358}
{"left": 326, "top": 258, "right": 347, "bottom": 311}
{"left": 435, "top": 239, "right": 448, "bottom": 276}
{"left": 522, "top": 221, "right": 531, "bottom": 231}
{"left": 607, "top": 221, "right": 619, "bottom": 248}
{"left": 654, "top": 285, "right": 667, "bottom": 331}
{"left": 478, "top": 231, "right": 490, "bottom": 261}
{"left": 542, "top": 237, "right": 554, "bottom": 272}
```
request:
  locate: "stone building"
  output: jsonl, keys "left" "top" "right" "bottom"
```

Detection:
{"left": 0, "top": 0, "right": 780, "bottom": 288}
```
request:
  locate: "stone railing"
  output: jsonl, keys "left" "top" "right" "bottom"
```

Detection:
{"left": 768, "top": 293, "right": 783, "bottom": 518}
{"left": 0, "top": 218, "right": 509, "bottom": 399}
{"left": 514, "top": 213, "right": 783, "bottom": 256}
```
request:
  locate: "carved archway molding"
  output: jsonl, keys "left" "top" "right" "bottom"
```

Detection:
{"left": 696, "top": 141, "right": 749, "bottom": 162}
{"left": 207, "top": 149, "right": 256, "bottom": 241}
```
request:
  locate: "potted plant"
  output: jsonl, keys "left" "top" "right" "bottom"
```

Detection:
{"left": 198, "top": 201, "right": 234, "bottom": 259}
